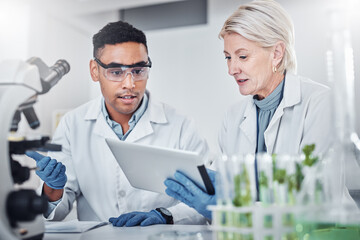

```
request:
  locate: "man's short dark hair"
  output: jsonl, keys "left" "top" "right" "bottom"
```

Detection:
{"left": 92, "top": 21, "right": 147, "bottom": 58}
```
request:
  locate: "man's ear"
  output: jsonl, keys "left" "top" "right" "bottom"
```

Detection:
{"left": 272, "top": 41, "right": 285, "bottom": 67}
{"left": 90, "top": 59, "right": 100, "bottom": 82}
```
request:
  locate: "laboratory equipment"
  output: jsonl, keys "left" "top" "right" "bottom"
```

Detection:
{"left": 209, "top": 150, "right": 326, "bottom": 240}
{"left": 0, "top": 57, "right": 70, "bottom": 240}
{"left": 326, "top": 1, "right": 360, "bottom": 195}
{"left": 283, "top": 3, "right": 360, "bottom": 239}
{"left": 295, "top": 149, "right": 360, "bottom": 240}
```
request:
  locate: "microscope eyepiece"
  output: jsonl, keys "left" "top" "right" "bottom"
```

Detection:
{"left": 48, "top": 59, "right": 70, "bottom": 89}
{"left": 26, "top": 57, "right": 71, "bottom": 94}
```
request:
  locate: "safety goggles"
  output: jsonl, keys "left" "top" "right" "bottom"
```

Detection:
{"left": 94, "top": 57, "right": 152, "bottom": 82}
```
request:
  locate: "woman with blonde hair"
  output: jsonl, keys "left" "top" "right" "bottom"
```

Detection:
{"left": 164, "top": 0, "right": 350, "bottom": 220}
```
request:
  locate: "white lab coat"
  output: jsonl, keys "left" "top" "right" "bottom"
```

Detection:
{"left": 219, "top": 73, "right": 332, "bottom": 155}
{"left": 218, "top": 73, "right": 358, "bottom": 208}
{"left": 46, "top": 91, "right": 209, "bottom": 224}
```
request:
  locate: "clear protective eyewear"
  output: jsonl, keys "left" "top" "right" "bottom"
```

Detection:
{"left": 94, "top": 57, "right": 152, "bottom": 82}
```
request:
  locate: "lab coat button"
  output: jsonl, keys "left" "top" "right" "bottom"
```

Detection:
{"left": 119, "top": 191, "right": 126, "bottom": 197}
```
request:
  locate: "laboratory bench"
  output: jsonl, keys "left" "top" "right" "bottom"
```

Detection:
{"left": 43, "top": 224, "right": 213, "bottom": 240}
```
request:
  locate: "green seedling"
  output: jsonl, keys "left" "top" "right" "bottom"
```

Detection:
{"left": 233, "top": 164, "right": 252, "bottom": 207}
{"left": 302, "top": 144, "right": 318, "bottom": 167}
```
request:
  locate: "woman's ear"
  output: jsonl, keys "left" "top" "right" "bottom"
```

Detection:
{"left": 272, "top": 41, "right": 286, "bottom": 67}
{"left": 90, "top": 59, "right": 100, "bottom": 82}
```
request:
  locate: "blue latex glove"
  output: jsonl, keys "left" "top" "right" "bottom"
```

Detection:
{"left": 109, "top": 210, "right": 166, "bottom": 227}
{"left": 164, "top": 169, "right": 217, "bottom": 220}
{"left": 26, "top": 151, "right": 67, "bottom": 189}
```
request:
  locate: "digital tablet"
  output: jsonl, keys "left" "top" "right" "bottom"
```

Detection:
{"left": 105, "top": 138, "right": 214, "bottom": 195}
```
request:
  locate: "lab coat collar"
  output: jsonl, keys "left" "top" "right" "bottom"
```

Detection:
{"left": 238, "top": 73, "right": 301, "bottom": 154}
{"left": 84, "top": 95, "right": 118, "bottom": 140}
{"left": 143, "top": 90, "right": 168, "bottom": 124}
{"left": 265, "top": 73, "right": 301, "bottom": 153}
{"left": 83, "top": 90, "right": 168, "bottom": 142}
{"left": 239, "top": 97, "right": 257, "bottom": 148}
{"left": 282, "top": 73, "right": 301, "bottom": 108}
{"left": 84, "top": 95, "right": 103, "bottom": 121}
{"left": 125, "top": 91, "right": 168, "bottom": 142}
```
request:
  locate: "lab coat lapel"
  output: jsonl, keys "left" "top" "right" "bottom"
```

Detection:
{"left": 83, "top": 92, "right": 168, "bottom": 142}
{"left": 84, "top": 96, "right": 118, "bottom": 140}
{"left": 264, "top": 102, "right": 284, "bottom": 154}
{"left": 93, "top": 114, "right": 119, "bottom": 139}
{"left": 125, "top": 111, "right": 153, "bottom": 143}
{"left": 126, "top": 92, "right": 167, "bottom": 143}
{"left": 264, "top": 74, "right": 301, "bottom": 153}
{"left": 239, "top": 100, "right": 257, "bottom": 151}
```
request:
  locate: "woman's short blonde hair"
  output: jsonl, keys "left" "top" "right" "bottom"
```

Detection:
{"left": 219, "top": 0, "right": 297, "bottom": 74}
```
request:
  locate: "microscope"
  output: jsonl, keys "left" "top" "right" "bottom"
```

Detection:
{"left": 0, "top": 57, "right": 70, "bottom": 240}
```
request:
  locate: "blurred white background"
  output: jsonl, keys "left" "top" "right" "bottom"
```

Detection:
{"left": 1, "top": 0, "right": 360, "bottom": 190}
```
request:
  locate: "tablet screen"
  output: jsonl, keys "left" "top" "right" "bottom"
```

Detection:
{"left": 105, "top": 138, "right": 210, "bottom": 195}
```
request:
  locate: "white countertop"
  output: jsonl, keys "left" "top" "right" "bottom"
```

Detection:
{"left": 43, "top": 224, "right": 214, "bottom": 240}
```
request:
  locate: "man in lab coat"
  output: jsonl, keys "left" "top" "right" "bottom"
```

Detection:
{"left": 26, "top": 21, "right": 209, "bottom": 226}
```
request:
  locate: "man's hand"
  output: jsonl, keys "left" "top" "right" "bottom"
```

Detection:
{"left": 26, "top": 151, "right": 67, "bottom": 190}
{"left": 109, "top": 210, "right": 166, "bottom": 227}
{"left": 164, "top": 169, "right": 217, "bottom": 220}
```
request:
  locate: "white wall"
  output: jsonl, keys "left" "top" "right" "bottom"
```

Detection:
{"left": 145, "top": 0, "right": 242, "bottom": 152}
{"left": 0, "top": 1, "right": 30, "bottom": 60}
{"left": 143, "top": 0, "right": 360, "bottom": 151}
{"left": 2, "top": 0, "right": 360, "bottom": 152}
{"left": 26, "top": 6, "right": 94, "bottom": 137}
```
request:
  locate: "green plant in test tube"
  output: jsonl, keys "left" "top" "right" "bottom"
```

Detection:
{"left": 295, "top": 162, "right": 304, "bottom": 192}
{"left": 257, "top": 154, "right": 273, "bottom": 204}
{"left": 258, "top": 163, "right": 273, "bottom": 229}
{"left": 294, "top": 144, "right": 360, "bottom": 239}
{"left": 301, "top": 144, "right": 324, "bottom": 204}
{"left": 302, "top": 144, "right": 318, "bottom": 167}
{"left": 286, "top": 173, "right": 296, "bottom": 205}
{"left": 285, "top": 158, "right": 303, "bottom": 205}
{"left": 259, "top": 171, "right": 268, "bottom": 188}
{"left": 233, "top": 164, "right": 252, "bottom": 207}
{"left": 272, "top": 154, "right": 288, "bottom": 205}
{"left": 274, "top": 168, "right": 286, "bottom": 184}
{"left": 294, "top": 144, "right": 317, "bottom": 192}
{"left": 273, "top": 154, "right": 298, "bottom": 228}
{"left": 259, "top": 170, "right": 270, "bottom": 204}
{"left": 283, "top": 145, "right": 317, "bottom": 205}
{"left": 233, "top": 163, "right": 252, "bottom": 228}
